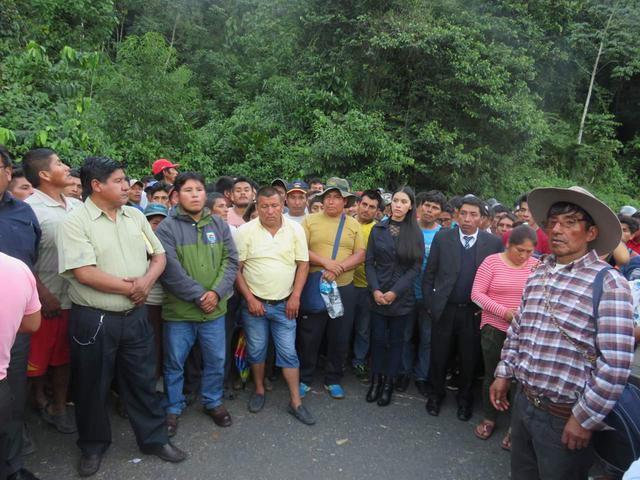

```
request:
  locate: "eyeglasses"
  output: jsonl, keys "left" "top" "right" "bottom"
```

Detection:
{"left": 543, "top": 217, "right": 588, "bottom": 230}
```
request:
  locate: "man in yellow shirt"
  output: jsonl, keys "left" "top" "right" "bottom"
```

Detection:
{"left": 351, "top": 190, "right": 383, "bottom": 381}
{"left": 235, "top": 186, "right": 314, "bottom": 425}
{"left": 299, "top": 177, "right": 365, "bottom": 399}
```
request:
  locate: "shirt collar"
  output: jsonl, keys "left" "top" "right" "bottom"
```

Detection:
{"left": 458, "top": 228, "right": 478, "bottom": 242}
{"left": 85, "top": 196, "right": 130, "bottom": 220}
{"left": 31, "top": 188, "right": 69, "bottom": 208}
{"left": 0, "top": 190, "right": 15, "bottom": 205}
{"left": 541, "top": 249, "right": 599, "bottom": 272}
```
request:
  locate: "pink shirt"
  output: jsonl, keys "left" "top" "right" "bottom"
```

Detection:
{"left": 471, "top": 253, "right": 537, "bottom": 333}
{"left": 0, "top": 253, "right": 41, "bottom": 380}
{"left": 227, "top": 207, "right": 246, "bottom": 228}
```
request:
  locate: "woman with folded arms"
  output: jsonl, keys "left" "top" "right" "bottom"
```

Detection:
{"left": 471, "top": 225, "right": 538, "bottom": 449}
{"left": 365, "top": 187, "right": 424, "bottom": 406}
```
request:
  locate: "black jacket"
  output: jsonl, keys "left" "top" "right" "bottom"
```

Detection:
{"left": 365, "top": 219, "right": 424, "bottom": 316}
{"left": 422, "top": 227, "right": 503, "bottom": 322}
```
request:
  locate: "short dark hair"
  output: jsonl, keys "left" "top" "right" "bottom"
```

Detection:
{"left": 174, "top": 172, "right": 205, "bottom": 192}
{"left": 233, "top": 176, "right": 252, "bottom": 188}
{"left": 69, "top": 167, "right": 80, "bottom": 178}
{"left": 618, "top": 214, "right": 639, "bottom": 234}
{"left": 359, "top": 189, "right": 383, "bottom": 209}
{"left": 206, "top": 192, "right": 225, "bottom": 210}
{"left": 460, "top": 194, "right": 483, "bottom": 212}
{"left": 80, "top": 157, "right": 124, "bottom": 199}
{"left": 146, "top": 181, "right": 169, "bottom": 196}
{"left": 546, "top": 202, "right": 595, "bottom": 229}
{"left": 141, "top": 175, "right": 154, "bottom": 184}
{"left": 23, "top": 148, "right": 57, "bottom": 188}
{"left": 498, "top": 212, "right": 518, "bottom": 224}
{"left": 0, "top": 145, "right": 13, "bottom": 168}
{"left": 508, "top": 225, "right": 538, "bottom": 246}
{"left": 256, "top": 186, "right": 281, "bottom": 202}
{"left": 420, "top": 190, "right": 447, "bottom": 210}
{"left": 308, "top": 177, "right": 323, "bottom": 186}
{"left": 491, "top": 204, "right": 510, "bottom": 215}
{"left": 515, "top": 193, "right": 528, "bottom": 210}
{"left": 10, "top": 165, "right": 25, "bottom": 179}
{"left": 215, "top": 176, "right": 235, "bottom": 194}
{"left": 442, "top": 203, "right": 454, "bottom": 215}
{"left": 449, "top": 195, "right": 464, "bottom": 210}
{"left": 308, "top": 194, "right": 323, "bottom": 207}
{"left": 242, "top": 203, "right": 257, "bottom": 223}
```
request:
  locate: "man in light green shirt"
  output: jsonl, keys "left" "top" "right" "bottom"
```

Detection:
{"left": 57, "top": 156, "right": 186, "bottom": 477}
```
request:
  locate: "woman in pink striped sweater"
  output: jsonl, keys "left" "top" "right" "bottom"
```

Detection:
{"left": 471, "top": 225, "right": 538, "bottom": 448}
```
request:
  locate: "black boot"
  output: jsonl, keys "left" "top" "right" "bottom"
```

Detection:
{"left": 366, "top": 374, "right": 383, "bottom": 403}
{"left": 377, "top": 377, "right": 394, "bottom": 407}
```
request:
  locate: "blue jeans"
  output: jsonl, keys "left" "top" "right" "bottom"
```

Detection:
{"left": 163, "top": 318, "right": 225, "bottom": 414}
{"left": 242, "top": 302, "right": 299, "bottom": 369}
{"left": 352, "top": 287, "right": 371, "bottom": 367}
{"left": 399, "top": 302, "right": 431, "bottom": 380}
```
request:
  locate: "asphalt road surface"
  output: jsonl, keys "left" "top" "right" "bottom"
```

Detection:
{"left": 24, "top": 374, "right": 510, "bottom": 480}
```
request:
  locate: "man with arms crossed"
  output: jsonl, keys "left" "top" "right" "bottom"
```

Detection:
{"left": 235, "top": 186, "right": 315, "bottom": 424}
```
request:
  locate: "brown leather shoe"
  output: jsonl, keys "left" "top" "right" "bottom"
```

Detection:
{"left": 205, "top": 405, "right": 232, "bottom": 427}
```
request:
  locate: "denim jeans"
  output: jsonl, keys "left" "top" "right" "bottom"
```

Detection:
{"left": 352, "top": 287, "right": 371, "bottom": 367}
{"left": 399, "top": 302, "right": 431, "bottom": 381}
{"left": 164, "top": 317, "right": 225, "bottom": 414}
{"left": 242, "top": 302, "right": 299, "bottom": 369}
{"left": 370, "top": 312, "right": 409, "bottom": 378}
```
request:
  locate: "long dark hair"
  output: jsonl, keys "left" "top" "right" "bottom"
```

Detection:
{"left": 392, "top": 187, "right": 424, "bottom": 266}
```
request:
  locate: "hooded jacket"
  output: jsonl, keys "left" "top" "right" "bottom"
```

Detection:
{"left": 156, "top": 206, "right": 238, "bottom": 321}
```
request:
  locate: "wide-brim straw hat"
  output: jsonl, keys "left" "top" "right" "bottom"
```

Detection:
{"left": 528, "top": 186, "right": 621, "bottom": 256}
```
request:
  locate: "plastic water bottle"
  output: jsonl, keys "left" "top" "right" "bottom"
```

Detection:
{"left": 320, "top": 278, "right": 344, "bottom": 319}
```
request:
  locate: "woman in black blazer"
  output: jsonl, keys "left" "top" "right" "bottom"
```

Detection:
{"left": 365, "top": 187, "right": 424, "bottom": 406}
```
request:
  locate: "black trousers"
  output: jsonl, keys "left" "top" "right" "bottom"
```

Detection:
{"left": 297, "top": 283, "right": 356, "bottom": 385}
{"left": 69, "top": 304, "right": 168, "bottom": 455}
{"left": 4, "top": 333, "right": 29, "bottom": 476}
{"left": 370, "top": 312, "right": 409, "bottom": 378}
{"left": 0, "top": 378, "right": 12, "bottom": 480}
{"left": 426, "top": 303, "right": 480, "bottom": 406}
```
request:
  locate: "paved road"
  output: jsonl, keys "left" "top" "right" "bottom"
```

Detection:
{"left": 24, "top": 374, "right": 510, "bottom": 480}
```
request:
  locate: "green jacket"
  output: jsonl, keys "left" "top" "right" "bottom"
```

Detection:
{"left": 155, "top": 206, "right": 238, "bottom": 321}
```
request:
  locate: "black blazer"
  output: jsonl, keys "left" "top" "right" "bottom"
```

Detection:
{"left": 422, "top": 227, "right": 503, "bottom": 322}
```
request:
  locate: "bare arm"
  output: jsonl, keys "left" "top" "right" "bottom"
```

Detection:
{"left": 19, "top": 310, "right": 41, "bottom": 334}
{"left": 339, "top": 249, "right": 366, "bottom": 272}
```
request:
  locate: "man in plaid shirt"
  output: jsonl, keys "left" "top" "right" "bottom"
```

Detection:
{"left": 490, "top": 186, "right": 635, "bottom": 480}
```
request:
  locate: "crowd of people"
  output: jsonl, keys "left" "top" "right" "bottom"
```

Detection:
{"left": 1, "top": 146, "right": 639, "bottom": 480}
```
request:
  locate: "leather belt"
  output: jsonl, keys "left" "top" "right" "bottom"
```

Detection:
{"left": 73, "top": 303, "right": 141, "bottom": 317}
{"left": 255, "top": 296, "right": 289, "bottom": 306}
{"left": 522, "top": 386, "right": 574, "bottom": 420}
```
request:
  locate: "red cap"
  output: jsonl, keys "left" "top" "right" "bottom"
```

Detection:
{"left": 152, "top": 159, "right": 179, "bottom": 175}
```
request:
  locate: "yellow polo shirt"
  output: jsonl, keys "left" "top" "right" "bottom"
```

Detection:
{"left": 58, "top": 197, "right": 165, "bottom": 312}
{"left": 353, "top": 220, "right": 375, "bottom": 288}
{"left": 303, "top": 212, "right": 365, "bottom": 287}
{"left": 235, "top": 217, "right": 309, "bottom": 300}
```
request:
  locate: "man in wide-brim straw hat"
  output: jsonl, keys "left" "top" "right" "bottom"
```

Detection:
{"left": 489, "top": 186, "right": 635, "bottom": 479}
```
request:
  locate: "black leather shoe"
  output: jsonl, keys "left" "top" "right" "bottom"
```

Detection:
{"left": 415, "top": 380, "right": 428, "bottom": 397}
{"left": 366, "top": 374, "right": 383, "bottom": 403}
{"left": 426, "top": 397, "right": 440, "bottom": 416}
{"left": 8, "top": 469, "right": 40, "bottom": 480}
{"left": 77, "top": 453, "right": 102, "bottom": 477}
{"left": 140, "top": 442, "right": 187, "bottom": 463}
{"left": 457, "top": 404, "right": 472, "bottom": 422}
{"left": 377, "top": 379, "right": 394, "bottom": 407}
{"left": 395, "top": 374, "right": 410, "bottom": 392}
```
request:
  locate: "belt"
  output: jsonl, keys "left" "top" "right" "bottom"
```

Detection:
{"left": 73, "top": 303, "right": 141, "bottom": 317}
{"left": 522, "top": 386, "right": 574, "bottom": 420}
{"left": 254, "top": 296, "right": 289, "bottom": 306}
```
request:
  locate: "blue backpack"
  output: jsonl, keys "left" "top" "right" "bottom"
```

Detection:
{"left": 592, "top": 267, "right": 640, "bottom": 474}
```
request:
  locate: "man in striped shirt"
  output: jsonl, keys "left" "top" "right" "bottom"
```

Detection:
{"left": 491, "top": 186, "right": 635, "bottom": 480}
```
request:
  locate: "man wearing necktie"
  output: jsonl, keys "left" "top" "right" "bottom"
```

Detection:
{"left": 422, "top": 195, "right": 503, "bottom": 421}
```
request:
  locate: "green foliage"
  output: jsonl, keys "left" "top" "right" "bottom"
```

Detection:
{"left": 0, "top": 0, "right": 638, "bottom": 206}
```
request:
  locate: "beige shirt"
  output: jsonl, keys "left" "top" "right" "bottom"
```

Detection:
{"left": 235, "top": 217, "right": 308, "bottom": 300}
{"left": 26, "top": 190, "right": 81, "bottom": 309}
{"left": 58, "top": 197, "right": 165, "bottom": 312}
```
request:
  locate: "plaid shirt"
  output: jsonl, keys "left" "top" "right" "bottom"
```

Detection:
{"left": 496, "top": 249, "right": 635, "bottom": 430}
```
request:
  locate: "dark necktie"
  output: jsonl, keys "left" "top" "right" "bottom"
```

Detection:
{"left": 463, "top": 236, "right": 473, "bottom": 249}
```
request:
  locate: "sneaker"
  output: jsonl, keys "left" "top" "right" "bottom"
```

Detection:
{"left": 299, "top": 382, "right": 311, "bottom": 399}
{"left": 324, "top": 384, "right": 345, "bottom": 399}
{"left": 287, "top": 404, "right": 316, "bottom": 425}
{"left": 352, "top": 363, "right": 369, "bottom": 382}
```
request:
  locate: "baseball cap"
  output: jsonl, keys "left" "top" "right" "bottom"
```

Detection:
{"left": 321, "top": 177, "right": 354, "bottom": 199}
{"left": 271, "top": 178, "right": 288, "bottom": 190}
{"left": 152, "top": 158, "right": 180, "bottom": 175}
{"left": 287, "top": 180, "right": 309, "bottom": 195}
{"left": 129, "top": 178, "right": 143, "bottom": 188}
{"left": 144, "top": 203, "right": 169, "bottom": 218}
